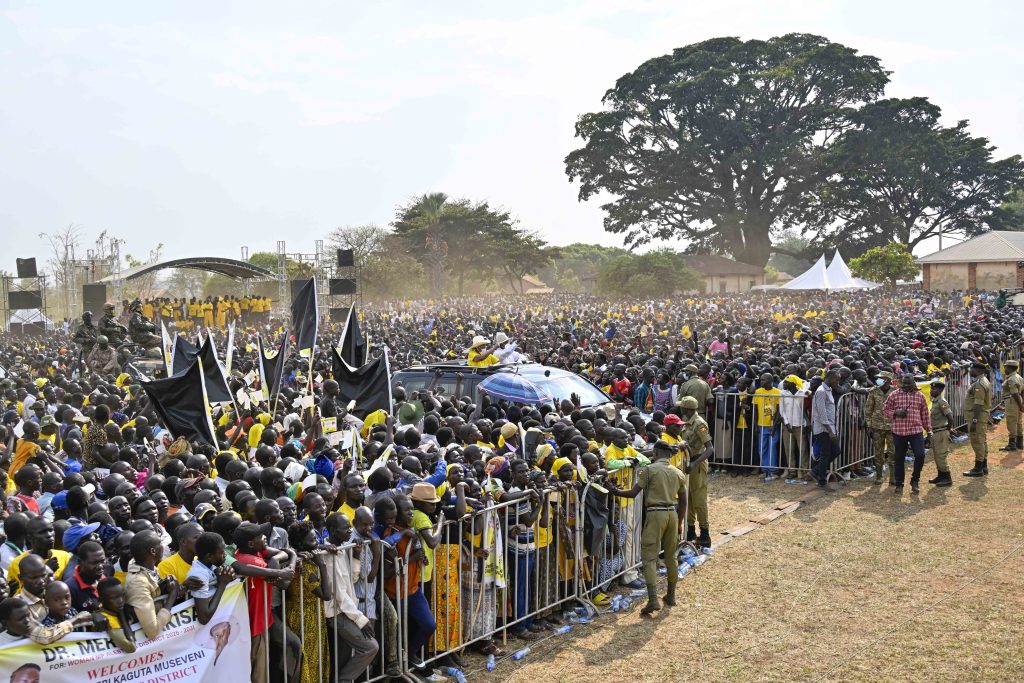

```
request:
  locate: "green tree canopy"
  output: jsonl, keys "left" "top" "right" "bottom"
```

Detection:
{"left": 805, "top": 97, "right": 1024, "bottom": 252}
{"left": 597, "top": 250, "right": 704, "bottom": 297}
{"left": 393, "top": 193, "right": 548, "bottom": 296}
{"left": 848, "top": 243, "right": 919, "bottom": 286}
{"left": 565, "top": 33, "right": 889, "bottom": 266}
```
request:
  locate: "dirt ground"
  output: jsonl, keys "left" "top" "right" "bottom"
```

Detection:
{"left": 469, "top": 427, "right": 1024, "bottom": 682}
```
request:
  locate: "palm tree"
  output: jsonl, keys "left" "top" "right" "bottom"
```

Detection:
{"left": 418, "top": 192, "right": 448, "bottom": 298}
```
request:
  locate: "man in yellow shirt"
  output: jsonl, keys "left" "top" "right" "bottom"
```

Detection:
{"left": 157, "top": 523, "right": 203, "bottom": 584}
{"left": 752, "top": 374, "right": 783, "bottom": 478}
{"left": 660, "top": 414, "right": 687, "bottom": 469}
{"left": 466, "top": 336, "right": 499, "bottom": 367}
{"left": 7, "top": 517, "right": 71, "bottom": 593}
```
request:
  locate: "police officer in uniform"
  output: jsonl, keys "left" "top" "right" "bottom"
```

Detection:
{"left": 678, "top": 395, "right": 714, "bottom": 548}
{"left": 610, "top": 440, "right": 687, "bottom": 615}
{"left": 964, "top": 362, "right": 992, "bottom": 477}
{"left": 927, "top": 380, "right": 954, "bottom": 487}
{"left": 999, "top": 359, "right": 1024, "bottom": 452}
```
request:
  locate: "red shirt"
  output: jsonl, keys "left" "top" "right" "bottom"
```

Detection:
{"left": 235, "top": 549, "right": 273, "bottom": 636}
{"left": 7, "top": 493, "right": 40, "bottom": 514}
{"left": 883, "top": 388, "right": 931, "bottom": 437}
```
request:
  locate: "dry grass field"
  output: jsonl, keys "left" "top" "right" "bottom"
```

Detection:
{"left": 469, "top": 428, "right": 1024, "bottom": 682}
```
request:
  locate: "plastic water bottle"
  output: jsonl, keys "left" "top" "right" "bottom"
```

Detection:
{"left": 677, "top": 563, "right": 690, "bottom": 579}
{"left": 692, "top": 554, "right": 707, "bottom": 567}
{"left": 511, "top": 647, "right": 531, "bottom": 661}
{"left": 700, "top": 547, "right": 714, "bottom": 556}
{"left": 486, "top": 654, "right": 496, "bottom": 672}
{"left": 574, "top": 606, "right": 589, "bottom": 617}
{"left": 620, "top": 597, "right": 633, "bottom": 609}
{"left": 443, "top": 667, "right": 468, "bottom": 683}
{"left": 610, "top": 595, "right": 623, "bottom": 612}
{"left": 554, "top": 624, "right": 573, "bottom": 635}
{"left": 629, "top": 588, "right": 648, "bottom": 598}
{"left": 568, "top": 614, "right": 591, "bottom": 624}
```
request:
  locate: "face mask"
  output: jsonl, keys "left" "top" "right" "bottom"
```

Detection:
{"left": 876, "top": 378, "right": 885, "bottom": 386}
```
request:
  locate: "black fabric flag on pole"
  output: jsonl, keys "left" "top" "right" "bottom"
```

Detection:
{"left": 197, "top": 335, "right": 233, "bottom": 404}
{"left": 338, "top": 305, "right": 367, "bottom": 369}
{"left": 291, "top": 277, "right": 318, "bottom": 356}
{"left": 258, "top": 333, "right": 289, "bottom": 403}
{"left": 330, "top": 350, "right": 392, "bottom": 419}
{"left": 171, "top": 335, "right": 199, "bottom": 376}
{"left": 141, "top": 359, "right": 217, "bottom": 445}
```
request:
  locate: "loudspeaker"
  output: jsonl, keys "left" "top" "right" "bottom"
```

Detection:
{"left": 8, "top": 290, "right": 42, "bottom": 310}
{"left": 83, "top": 284, "right": 107, "bottom": 314}
{"left": 16, "top": 258, "right": 38, "bottom": 278}
{"left": 329, "top": 278, "right": 357, "bottom": 295}
{"left": 337, "top": 249, "right": 354, "bottom": 268}
{"left": 329, "top": 307, "right": 348, "bottom": 322}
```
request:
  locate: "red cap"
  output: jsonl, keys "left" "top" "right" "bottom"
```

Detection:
{"left": 663, "top": 414, "right": 683, "bottom": 426}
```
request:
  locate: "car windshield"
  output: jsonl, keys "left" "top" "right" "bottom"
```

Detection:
{"left": 516, "top": 368, "right": 609, "bottom": 407}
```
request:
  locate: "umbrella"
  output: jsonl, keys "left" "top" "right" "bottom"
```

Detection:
{"left": 478, "top": 372, "right": 554, "bottom": 404}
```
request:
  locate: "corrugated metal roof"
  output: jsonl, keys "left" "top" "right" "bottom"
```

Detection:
{"left": 916, "top": 231, "right": 1024, "bottom": 263}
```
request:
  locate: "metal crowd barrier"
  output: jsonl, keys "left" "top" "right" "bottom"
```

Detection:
{"left": 250, "top": 482, "right": 640, "bottom": 682}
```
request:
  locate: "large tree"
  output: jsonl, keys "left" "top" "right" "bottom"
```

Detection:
{"left": 805, "top": 97, "right": 1024, "bottom": 251}
{"left": 393, "top": 194, "right": 532, "bottom": 296}
{"left": 597, "top": 250, "right": 704, "bottom": 297}
{"left": 565, "top": 33, "right": 889, "bottom": 267}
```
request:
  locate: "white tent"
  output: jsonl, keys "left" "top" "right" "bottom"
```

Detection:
{"left": 779, "top": 252, "right": 880, "bottom": 290}
{"left": 779, "top": 255, "right": 829, "bottom": 290}
{"left": 8, "top": 309, "right": 54, "bottom": 330}
{"left": 824, "top": 250, "right": 880, "bottom": 289}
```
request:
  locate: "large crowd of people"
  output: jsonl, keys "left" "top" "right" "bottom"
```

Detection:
{"left": 0, "top": 288, "right": 1020, "bottom": 682}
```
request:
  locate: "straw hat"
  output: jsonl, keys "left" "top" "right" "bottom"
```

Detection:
{"left": 466, "top": 335, "right": 489, "bottom": 351}
{"left": 494, "top": 332, "right": 510, "bottom": 345}
{"left": 410, "top": 482, "right": 441, "bottom": 504}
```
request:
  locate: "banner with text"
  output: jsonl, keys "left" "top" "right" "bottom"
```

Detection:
{"left": 0, "top": 582, "right": 250, "bottom": 683}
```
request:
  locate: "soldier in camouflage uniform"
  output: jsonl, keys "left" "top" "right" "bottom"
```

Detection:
{"left": 864, "top": 371, "right": 895, "bottom": 483}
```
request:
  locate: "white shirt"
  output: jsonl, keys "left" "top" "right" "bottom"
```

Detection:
{"left": 779, "top": 389, "right": 809, "bottom": 427}
{"left": 323, "top": 547, "right": 369, "bottom": 628}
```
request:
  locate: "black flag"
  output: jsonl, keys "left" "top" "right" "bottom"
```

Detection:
{"left": 331, "top": 351, "right": 392, "bottom": 419}
{"left": 338, "top": 305, "right": 367, "bottom": 368}
{"left": 171, "top": 335, "right": 199, "bottom": 376}
{"left": 258, "top": 333, "right": 290, "bottom": 404}
{"left": 197, "top": 335, "right": 232, "bottom": 404}
{"left": 142, "top": 359, "right": 217, "bottom": 444}
{"left": 290, "top": 277, "right": 318, "bottom": 356}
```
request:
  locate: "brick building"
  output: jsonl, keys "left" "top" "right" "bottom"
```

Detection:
{"left": 917, "top": 231, "right": 1024, "bottom": 291}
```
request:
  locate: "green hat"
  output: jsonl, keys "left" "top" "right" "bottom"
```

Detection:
{"left": 677, "top": 396, "right": 699, "bottom": 410}
{"left": 683, "top": 364, "right": 699, "bottom": 373}
{"left": 398, "top": 400, "right": 425, "bottom": 426}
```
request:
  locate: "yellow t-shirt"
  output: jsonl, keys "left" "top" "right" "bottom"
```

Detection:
{"left": 661, "top": 432, "right": 685, "bottom": 468}
{"left": 340, "top": 503, "right": 357, "bottom": 523}
{"left": 467, "top": 349, "right": 499, "bottom": 367}
{"left": 157, "top": 552, "right": 192, "bottom": 584}
{"left": 752, "top": 387, "right": 782, "bottom": 428}
{"left": 411, "top": 510, "right": 435, "bottom": 584}
{"left": 7, "top": 550, "right": 71, "bottom": 589}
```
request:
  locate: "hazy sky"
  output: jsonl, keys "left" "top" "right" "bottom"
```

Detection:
{"left": 2, "top": 0, "right": 1021, "bottom": 269}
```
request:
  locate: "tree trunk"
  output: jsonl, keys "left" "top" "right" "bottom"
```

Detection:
{"left": 458, "top": 271, "right": 464, "bottom": 297}
{"left": 734, "top": 221, "right": 773, "bottom": 267}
